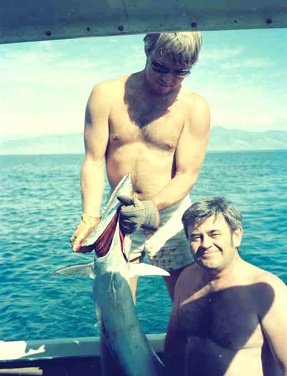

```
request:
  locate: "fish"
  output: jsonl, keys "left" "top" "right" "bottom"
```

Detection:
{"left": 54, "top": 174, "right": 167, "bottom": 376}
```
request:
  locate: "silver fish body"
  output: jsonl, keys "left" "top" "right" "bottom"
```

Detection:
{"left": 55, "top": 175, "right": 166, "bottom": 376}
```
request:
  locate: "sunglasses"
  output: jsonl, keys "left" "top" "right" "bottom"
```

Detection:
{"left": 151, "top": 61, "right": 191, "bottom": 78}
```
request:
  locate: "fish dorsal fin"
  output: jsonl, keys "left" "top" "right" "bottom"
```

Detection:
{"left": 128, "top": 263, "right": 170, "bottom": 278}
{"left": 53, "top": 262, "right": 95, "bottom": 279}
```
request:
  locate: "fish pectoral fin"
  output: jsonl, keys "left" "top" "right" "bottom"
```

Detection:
{"left": 128, "top": 263, "right": 170, "bottom": 278}
{"left": 53, "top": 262, "right": 95, "bottom": 279}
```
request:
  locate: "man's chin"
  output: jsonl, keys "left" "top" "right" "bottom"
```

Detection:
{"left": 196, "top": 258, "right": 222, "bottom": 271}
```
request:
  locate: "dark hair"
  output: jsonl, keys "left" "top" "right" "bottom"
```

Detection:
{"left": 143, "top": 32, "right": 202, "bottom": 66}
{"left": 182, "top": 196, "right": 242, "bottom": 237}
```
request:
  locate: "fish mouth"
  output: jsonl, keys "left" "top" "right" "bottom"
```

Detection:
{"left": 80, "top": 211, "right": 125, "bottom": 258}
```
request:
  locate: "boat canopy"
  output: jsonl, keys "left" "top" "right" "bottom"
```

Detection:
{"left": 0, "top": 0, "right": 287, "bottom": 44}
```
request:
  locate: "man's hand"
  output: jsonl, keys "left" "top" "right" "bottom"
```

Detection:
{"left": 117, "top": 195, "right": 160, "bottom": 234}
{"left": 71, "top": 214, "right": 101, "bottom": 252}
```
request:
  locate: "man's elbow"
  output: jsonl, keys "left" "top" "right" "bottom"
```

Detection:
{"left": 176, "top": 168, "right": 200, "bottom": 189}
{"left": 83, "top": 155, "right": 105, "bottom": 168}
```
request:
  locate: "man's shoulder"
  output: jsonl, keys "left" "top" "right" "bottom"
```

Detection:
{"left": 173, "top": 264, "right": 204, "bottom": 303}
{"left": 179, "top": 87, "right": 209, "bottom": 116}
{"left": 255, "top": 268, "right": 286, "bottom": 290}
{"left": 244, "top": 264, "right": 287, "bottom": 316}
{"left": 88, "top": 75, "right": 130, "bottom": 104}
{"left": 176, "top": 264, "right": 199, "bottom": 288}
{"left": 180, "top": 86, "right": 207, "bottom": 103}
{"left": 243, "top": 261, "right": 287, "bottom": 294}
{"left": 93, "top": 75, "right": 129, "bottom": 90}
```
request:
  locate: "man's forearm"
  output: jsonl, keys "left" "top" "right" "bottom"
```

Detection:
{"left": 152, "top": 170, "right": 199, "bottom": 211}
{"left": 81, "top": 158, "right": 105, "bottom": 217}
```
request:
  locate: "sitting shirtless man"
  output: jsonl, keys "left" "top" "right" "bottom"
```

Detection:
{"left": 164, "top": 197, "right": 287, "bottom": 376}
{"left": 71, "top": 32, "right": 210, "bottom": 299}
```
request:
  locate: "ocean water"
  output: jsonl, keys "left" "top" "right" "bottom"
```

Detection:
{"left": 0, "top": 151, "right": 286, "bottom": 341}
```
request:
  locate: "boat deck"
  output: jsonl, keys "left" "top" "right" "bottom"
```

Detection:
{"left": 0, "top": 357, "right": 101, "bottom": 375}
{"left": 0, "top": 335, "right": 165, "bottom": 376}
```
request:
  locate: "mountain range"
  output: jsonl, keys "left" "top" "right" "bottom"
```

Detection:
{"left": 1, "top": 127, "right": 286, "bottom": 155}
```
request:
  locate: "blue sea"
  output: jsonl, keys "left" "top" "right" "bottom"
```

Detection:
{"left": 1, "top": 151, "right": 286, "bottom": 341}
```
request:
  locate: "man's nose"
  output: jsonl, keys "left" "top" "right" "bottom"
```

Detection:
{"left": 201, "top": 235, "right": 213, "bottom": 249}
{"left": 161, "top": 72, "right": 175, "bottom": 84}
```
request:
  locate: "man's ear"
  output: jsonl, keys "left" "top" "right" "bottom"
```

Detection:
{"left": 233, "top": 226, "right": 243, "bottom": 248}
{"left": 144, "top": 45, "right": 149, "bottom": 56}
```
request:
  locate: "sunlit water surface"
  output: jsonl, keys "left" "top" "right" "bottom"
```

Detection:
{"left": 0, "top": 151, "right": 286, "bottom": 340}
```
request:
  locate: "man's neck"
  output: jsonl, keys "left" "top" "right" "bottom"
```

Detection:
{"left": 203, "top": 254, "right": 243, "bottom": 289}
{"left": 137, "top": 70, "right": 181, "bottom": 101}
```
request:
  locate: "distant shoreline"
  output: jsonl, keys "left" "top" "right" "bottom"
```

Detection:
{"left": 1, "top": 149, "right": 286, "bottom": 157}
{"left": 1, "top": 127, "right": 286, "bottom": 155}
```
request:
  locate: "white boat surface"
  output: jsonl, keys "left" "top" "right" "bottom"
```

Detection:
{"left": 0, "top": 334, "right": 165, "bottom": 375}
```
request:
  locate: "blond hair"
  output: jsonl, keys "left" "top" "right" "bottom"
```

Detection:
{"left": 143, "top": 32, "right": 202, "bottom": 66}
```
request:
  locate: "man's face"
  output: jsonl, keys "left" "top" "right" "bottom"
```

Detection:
{"left": 145, "top": 52, "right": 191, "bottom": 95}
{"left": 187, "top": 214, "right": 242, "bottom": 271}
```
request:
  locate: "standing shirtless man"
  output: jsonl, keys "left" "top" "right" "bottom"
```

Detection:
{"left": 165, "top": 197, "right": 287, "bottom": 375}
{"left": 71, "top": 32, "right": 210, "bottom": 299}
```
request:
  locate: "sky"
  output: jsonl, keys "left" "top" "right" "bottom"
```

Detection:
{"left": 0, "top": 28, "right": 286, "bottom": 139}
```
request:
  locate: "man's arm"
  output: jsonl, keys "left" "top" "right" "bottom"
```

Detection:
{"left": 259, "top": 275, "right": 287, "bottom": 375}
{"left": 152, "top": 94, "right": 210, "bottom": 210}
{"left": 71, "top": 83, "right": 110, "bottom": 252}
{"left": 164, "top": 312, "right": 186, "bottom": 376}
{"left": 164, "top": 289, "right": 186, "bottom": 375}
{"left": 117, "top": 94, "right": 209, "bottom": 234}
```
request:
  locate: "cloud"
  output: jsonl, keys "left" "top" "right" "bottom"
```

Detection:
{"left": 207, "top": 83, "right": 286, "bottom": 131}
{"left": 0, "top": 109, "right": 84, "bottom": 139}
{"left": 221, "top": 58, "right": 273, "bottom": 69}
{"left": 0, "top": 36, "right": 147, "bottom": 138}
{"left": 200, "top": 46, "right": 243, "bottom": 62}
{"left": 0, "top": 31, "right": 285, "bottom": 138}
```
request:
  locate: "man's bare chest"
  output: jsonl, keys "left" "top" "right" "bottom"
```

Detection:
{"left": 179, "top": 289, "right": 263, "bottom": 350}
{"left": 109, "top": 100, "right": 185, "bottom": 151}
